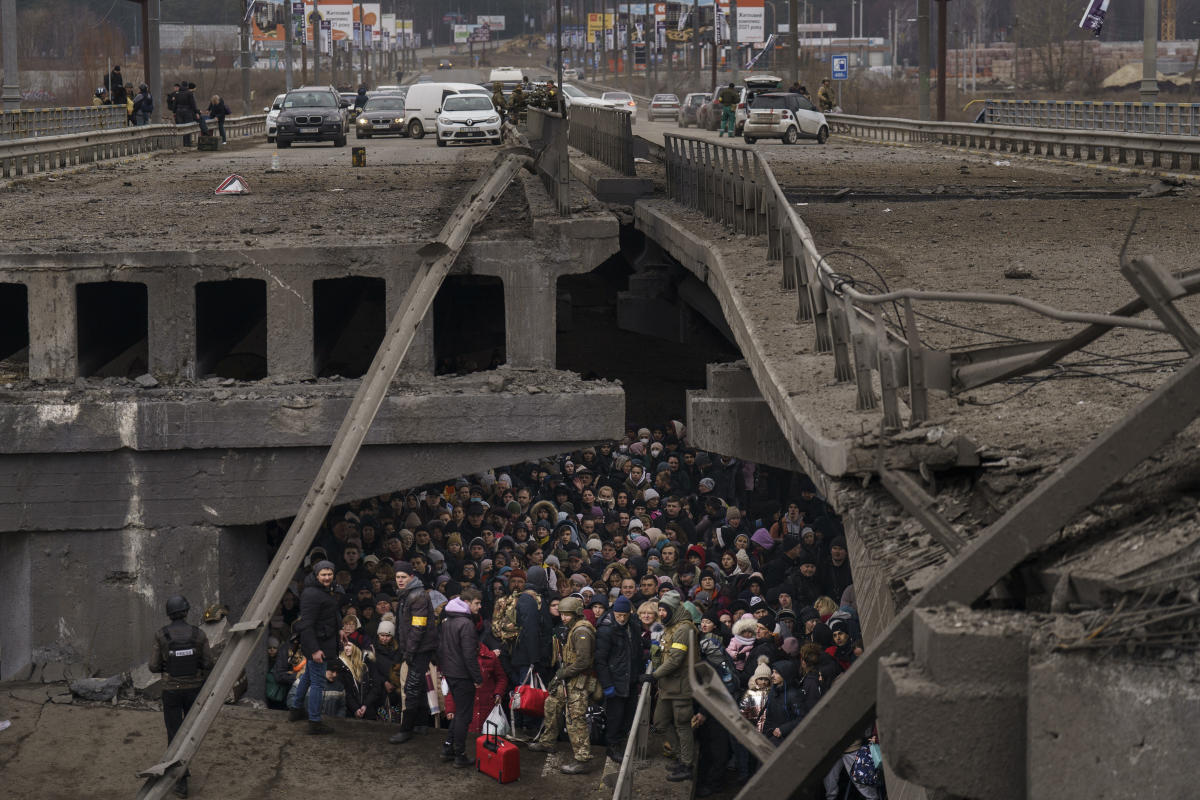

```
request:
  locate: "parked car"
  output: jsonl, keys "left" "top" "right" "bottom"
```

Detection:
{"left": 697, "top": 94, "right": 726, "bottom": 130}
{"left": 736, "top": 74, "right": 783, "bottom": 134}
{"left": 600, "top": 91, "right": 637, "bottom": 124}
{"left": 265, "top": 92, "right": 286, "bottom": 142}
{"left": 676, "top": 92, "right": 710, "bottom": 128}
{"left": 741, "top": 92, "right": 829, "bottom": 145}
{"left": 648, "top": 93, "right": 681, "bottom": 121}
{"left": 354, "top": 94, "right": 408, "bottom": 138}
{"left": 274, "top": 87, "right": 348, "bottom": 147}
{"left": 435, "top": 94, "right": 502, "bottom": 146}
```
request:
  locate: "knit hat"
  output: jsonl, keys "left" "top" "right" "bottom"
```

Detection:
{"left": 781, "top": 637, "right": 801, "bottom": 656}
{"left": 393, "top": 561, "right": 415, "bottom": 576}
{"left": 699, "top": 477, "right": 715, "bottom": 491}
{"left": 751, "top": 528, "right": 774, "bottom": 550}
{"left": 628, "top": 518, "right": 644, "bottom": 531}
{"left": 613, "top": 595, "right": 632, "bottom": 614}
{"left": 643, "top": 488, "right": 659, "bottom": 502}
{"left": 735, "top": 549, "right": 752, "bottom": 571}
{"left": 377, "top": 620, "right": 396, "bottom": 636}
{"left": 312, "top": 559, "right": 336, "bottom": 574}
{"left": 623, "top": 543, "right": 642, "bottom": 560}
{"left": 732, "top": 614, "right": 758, "bottom": 638}
{"left": 508, "top": 568, "right": 527, "bottom": 580}
{"left": 752, "top": 655, "right": 773, "bottom": 683}
{"left": 586, "top": 538, "right": 603, "bottom": 552}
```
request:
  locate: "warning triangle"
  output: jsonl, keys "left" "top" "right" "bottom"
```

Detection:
{"left": 215, "top": 174, "right": 251, "bottom": 195}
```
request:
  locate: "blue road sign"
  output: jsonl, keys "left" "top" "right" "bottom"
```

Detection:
{"left": 832, "top": 55, "right": 849, "bottom": 80}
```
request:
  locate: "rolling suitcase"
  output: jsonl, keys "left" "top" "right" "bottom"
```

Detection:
{"left": 477, "top": 721, "right": 520, "bottom": 784}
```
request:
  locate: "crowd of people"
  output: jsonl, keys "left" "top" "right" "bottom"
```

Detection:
{"left": 88, "top": 65, "right": 232, "bottom": 143}
{"left": 263, "top": 422, "right": 884, "bottom": 798}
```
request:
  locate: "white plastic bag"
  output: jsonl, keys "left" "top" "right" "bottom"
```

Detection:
{"left": 484, "top": 703, "right": 512, "bottom": 739}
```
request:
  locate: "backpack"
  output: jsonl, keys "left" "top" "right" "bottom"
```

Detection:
{"left": 705, "top": 648, "right": 741, "bottom": 696}
{"left": 850, "top": 744, "right": 881, "bottom": 786}
{"left": 163, "top": 624, "right": 201, "bottom": 678}
{"left": 142, "top": 94, "right": 154, "bottom": 114}
{"left": 493, "top": 591, "right": 540, "bottom": 645}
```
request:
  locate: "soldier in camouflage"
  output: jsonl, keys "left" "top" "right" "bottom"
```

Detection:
{"left": 508, "top": 85, "right": 527, "bottom": 123}
{"left": 638, "top": 591, "right": 696, "bottom": 783}
{"left": 491, "top": 82, "right": 508, "bottom": 120}
{"left": 528, "top": 595, "right": 596, "bottom": 773}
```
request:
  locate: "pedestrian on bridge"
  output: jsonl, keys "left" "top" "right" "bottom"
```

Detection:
{"left": 288, "top": 560, "right": 341, "bottom": 735}
{"left": 438, "top": 586, "right": 484, "bottom": 767}
{"left": 389, "top": 561, "right": 438, "bottom": 744}
{"left": 717, "top": 83, "right": 739, "bottom": 138}
{"left": 150, "top": 595, "right": 214, "bottom": 799}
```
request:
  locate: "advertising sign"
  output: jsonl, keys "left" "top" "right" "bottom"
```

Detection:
{"left": 320, "top": 18, "right": 332, "bottom": 51}
{"left": 453, "top": 23, "right": 479, "bottom": 43}
{"left": 477, "top": 14, "right": 506, "bottom": 31}
{"left": 382, "top": 13, "right": 396, "bottom": 42}
{"left": 303, "top": 0, "right": 353, "bottom": 43}
{"left": 716, "top": 0, "right": 764, "bottom": 43}
{"left": 587, "top": 13, "right": 616, "bottom": 35}
{"left": 251, "top": 1, "right": 288, "bottom": 43}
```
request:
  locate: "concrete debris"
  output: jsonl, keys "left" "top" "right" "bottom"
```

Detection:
{"left": 49, "top": 691, "right": 74, "bottom": 705}
{"left": 0, "top": 719, "right": 10, "bottom": 732}
{"left": 486, "top": 373, "right": 510, "bottom": 393}
{"left": 129, "top": 663, "right": 162, "bottom": 699}
{"left": 1003, "top": 268, "right": 1036, "bottom": 279}
{"left": 134, "top": 374, "right": 159, "bottom": 388}
{"left": 1138, "top": 180, "right": 1181, "bottom": 198}
{"left": 69, "top": 675, "right": 124, "bottom": 702}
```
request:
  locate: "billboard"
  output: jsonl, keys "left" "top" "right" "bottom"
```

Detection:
{"left": 302, "top": 0, "right": 354, "bottom": 43}
{"left": 453, "top": 23, "right": 479, "bottom": 43}
{"left": 717, "top": 0, "right": 764, "bottom": 43}
{"left": 251, "top": 1, "right": 288, "bottom": 43}
{"left": 477, "top": 14, "right": 505, "bottom": 31}
{"left": 353, "top": 3, "right": 382, "bottom": 44}
{"left": 587, "top": 12, "right": 616, "bottom": 35}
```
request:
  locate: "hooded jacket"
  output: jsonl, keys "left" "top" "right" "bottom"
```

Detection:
{"left": 437, "top": 597, "right": 483, "bottom": 683}
{"left": 511, "top": 574, "right": 547, "bottom": 669}
{"left": 396, "top": 576, "right": 438, "bottom": 656}
{"left": 652, "top": 596, "right": 697, "bottom": 699}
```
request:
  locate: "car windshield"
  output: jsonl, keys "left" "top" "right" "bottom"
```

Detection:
{"left": 653, "top": 94, "right": 678, "bottom": 102}
{"left": 603, "top": 93, "right": 632, "bottom": 101}
{"left": 366, "top": 97, "right": 404, "bottom": 111}
{"left": 561, "top": 85, "right": 585, "bottom": 97}
{"left": 443, "top": 96, "right": 493, "bottom": 112}
{"left": 689, "top": 95, "right": 710, "bottom": 106}
{"left": 284, "top": 92, "right": 336, "bottom": 108}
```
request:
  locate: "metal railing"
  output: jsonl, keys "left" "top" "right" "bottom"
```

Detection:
{"left": 982, "top": 99, "right": 1200, "bottom": 137}
{"left": 662, "top": 131, "right": 1191, "bottom": 431}
{"left": 0, "top": 106, "right": 128, "bottom": 141}
{"left": 830, "top": 113, "right": 1200, "bottom": 172}
{"left": 0, "top": 116, "right": 266, "bottom": 180}
{"left": 611, "top": 666, "right": 654, "bottom": 800}
{"left": 526, "top": 108, "right": 571, "bottom": 215}
{"left": 568, "top": 104, "right": 636, "bottom": 176}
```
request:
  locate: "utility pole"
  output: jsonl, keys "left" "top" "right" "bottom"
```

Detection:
{"left": 359, "top": 3, "right": 368, "bottom": 86}
{"left": 240, "top": 2, "right": 252, "bottom": 114}
{"left": 787, "top": 0, "right": 797, "bottom": 85}
{"left": 2, "top": 0, "right": 21, "bottom": 110}
{"left": 693, "top": 0, "right": 700, "bottom": 83}
{"left": 917, "top": 0, "right": 929, "bottom": 119}
{"left": 729, "top": 0, "right": 738, "bottom": 81}
{"left": 1142, "top": 0, "right": 1160, "bottom": 102}
{"left": 936, "top": 0, "right": 946, "bottom": 120}
{"left": 314, "top": 0, "right": 322, "bottom": 85}
{"left": 285, "top": 1, "right": 295, "bottom": 90}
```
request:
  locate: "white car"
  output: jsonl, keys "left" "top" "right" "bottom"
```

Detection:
{"left": 600, "top": 91, "right": 637, "bottom": 124}
{"left": 435, "top": 94, "right": 502, "bottom": 146}
{"left": 648, "top": 93, "right": 681, "bottom": 121}
{"left": 561, "top": 83, "right": 605, "bottom": 110}
{"left": 563, "top": 67, "right": 582, "bottom": 81}
{"left": 265, "top": 93, "right": 286, "bottom": 142}
{"left": 741, "top": 92, "right": 830, "bottom": 145}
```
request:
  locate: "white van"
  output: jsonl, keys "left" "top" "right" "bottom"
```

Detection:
{"left": 488, "top": 66, "right": 524, "bottom": 91}
{"left": 401, "top": 82, "right": 489, "bottom": 139}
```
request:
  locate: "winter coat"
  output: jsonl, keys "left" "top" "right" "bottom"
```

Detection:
{"left": 395, "top": 576, "right": 438, "bottom": 656}
{"left": 511, "top": 589, "right": 545, "bottom": 668}
{"left": 595, "top": 608, "right": 641, "bottom": 697}
{"left": 739, "top": 639, "right": 780, "bottom": 687}
{"left": 371, "top": 636, "right": 402, "bottom": 688}
{"left": 444, "top": 642, "right": 509, "bottom": 734}
{"left": 295, "top": 572, "right": 341, "bottom": 659}
{"left": 652, "top": 602, "right": 696, "bottom": 699}
{"left": 437, "top": 599, "right": 484, "bottom": 683}
{"left": 331, "top": 656, "right": 381, "bottom": 718}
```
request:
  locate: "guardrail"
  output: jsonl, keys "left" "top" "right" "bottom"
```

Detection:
{"left": 0, "top": 116, "right": 266, "bottom": 180}
{"left": 568, "top": 104, "right": 636, "bottom": 176}
{"left": 830, "top": 113, "right": 1200, "bottom": 172}
{"left": 982, "top": 99, "right": 1200, "bottom": 137}
{"left": 526, "top": 108, "right": 571, "bottom": 215}
{"left": 611, "top": 667, "right": 654, "bottom": 800}
{"left": 0, "top": 106, "right": 128, "bottom": 141}
{"left": 662, "top": 131, "right": 1188, "bottom": 430}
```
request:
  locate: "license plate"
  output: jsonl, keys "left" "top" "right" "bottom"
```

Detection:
{"left": 374, "top": 122, "right": 389, "bottom": 127}
{"left": 300, "top": 127, "right": 318, "bottom": 134}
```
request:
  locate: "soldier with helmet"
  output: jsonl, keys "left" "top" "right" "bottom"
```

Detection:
{"left": 528, "top": 595, "right": 597, "bottom": 774}
{"left": 149, "top": 595, "right": 214, "bottom": 798}
{"left": 491, "top": 82, "right": 508, "bottom": 120}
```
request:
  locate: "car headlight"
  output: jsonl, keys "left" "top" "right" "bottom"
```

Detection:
{"left": 486, "top": 115, "right": 499, "bottom": 124}
{"left": 357, "top": 116, "right": 368, "bottom": 124}
{"left": 395, "top": 117, "right": 404, "bottom": 123}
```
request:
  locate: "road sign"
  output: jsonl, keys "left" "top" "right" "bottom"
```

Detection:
{"left": 832, "top": 54, "right": 849, "bottom": 80}
{"left": 215, "top": 174, "right": 251, "bottom": 195}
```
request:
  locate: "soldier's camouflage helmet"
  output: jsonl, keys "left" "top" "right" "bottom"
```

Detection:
{"left": 559, "top": 596, "right": 585, "bottom": 616}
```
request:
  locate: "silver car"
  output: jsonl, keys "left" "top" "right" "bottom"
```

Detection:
{"left": 265, "top": 93, "right": 286, "bottom": 143}
{"left": 742, "top": 92, "right": 830, "bottom": 145}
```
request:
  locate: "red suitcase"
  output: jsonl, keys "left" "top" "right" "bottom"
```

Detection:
{"left": 477, "top": 723, "right": 520, "bottom": 784}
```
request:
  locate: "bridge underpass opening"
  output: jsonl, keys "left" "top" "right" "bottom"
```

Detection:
{"left": 0, "top": 283, "right": 29, "bottom": 379}
{"left": 556, "top": 250, "right": 741, "bottom": 422}
{"left": 313, "top": 276, "right": 386, "bottom": 379}
{"left": 75, "top": 281, "right": 147, "bottom": 378}
{"left": 434, "top": 275, "right": 504, "bottom": 375}
{"left": 195, "top": 279, "right": 267, "bottom": 380}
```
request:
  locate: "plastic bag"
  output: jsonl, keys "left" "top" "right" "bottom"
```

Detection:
{"left": 484, "top": 703, "right": 512, "bottom": 739}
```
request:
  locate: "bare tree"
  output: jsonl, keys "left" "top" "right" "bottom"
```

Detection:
{"left": 1014, "top": 0, "right": 1085, "bottom": 90}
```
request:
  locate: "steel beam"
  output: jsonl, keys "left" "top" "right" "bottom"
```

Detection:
{"left": 878, "top": 467, "right": 967, "bottom": 555}
{"left": 734, "top": 351, "right": 1200, "bottom": 800}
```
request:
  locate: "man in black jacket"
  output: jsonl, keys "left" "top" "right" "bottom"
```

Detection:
{"left": 510, "top": 564, "right": 550, "bottom": 739}
{"left": 150, "top": 595, "right": 214, "bottom": 798}
{"left": 289, "top": 560, "right": 340, "bottom": 735}
{"left": 595, "top": 594, "right": 642, "bottom": 762}
{"left": 390, "top": 561, "right": 438, "bottom": 744}
{"left": 438, "top": 586, "right": 483, "bottom": 767}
